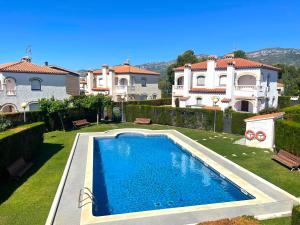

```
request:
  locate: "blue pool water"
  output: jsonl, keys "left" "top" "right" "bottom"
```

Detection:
{"left": 93, "top": 134, "right": 254, "bottom": 216}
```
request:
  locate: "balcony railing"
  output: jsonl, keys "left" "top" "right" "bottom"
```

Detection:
{"left": 172, "top": 85, "right": 184, "bottom": 90}
{"left": 6, "top": 89, "right": 16, "bottom": 96}
{"left": 235, "top": 85, "right": 260, "bottom": 91}
{"left": 115, "top": 85, "right": 136, "bottom": 94}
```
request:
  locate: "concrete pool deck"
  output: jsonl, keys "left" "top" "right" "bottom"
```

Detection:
{"left": 46, "top": 129, "right": 300, "bottom": 225}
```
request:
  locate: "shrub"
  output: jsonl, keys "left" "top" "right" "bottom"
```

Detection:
{"left": 126, "top": 98, "right": 172, "bottom": 106}
{"left": 231, "top": 112, "right": 256, "bottom": 135}
{"left": 278, "top": 96, "right": 292, "bottom": 109}
{"left": 275, "top": 120, "right": 300, "bottom": 156}
{"left": 0, "top": 117, "right": 12, "bottom": 131}
{"left": 259, "top": 107, "right": 279, "bottom": 115}
{"left": 292, "top": 205, "right": 300, "bottom": 225}
{"left": 282, "top": 104, "right": 300, "bottom": 123}
{"left": 125, "top": 105, "right": 223, "bottom": 131}
{"left": 0, "top": 122, "right": 45, "bottom": 177}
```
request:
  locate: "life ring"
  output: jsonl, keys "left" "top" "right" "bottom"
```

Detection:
{"left": 256, "top": 131, "right": 266, "bottom": 142}
{"left": 245, "top": 130, "right": 255, "bottom": 140}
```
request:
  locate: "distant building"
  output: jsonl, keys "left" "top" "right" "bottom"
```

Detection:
{"left": 85, "top": 61, "right": 161, "bottom": 101}
{"left": 277, "top": 82, "right": 284, "bottom": 96}
{"left": 0, "top": 57, "right": 80, "bottom": 112}
{"left": 172, "top": 54, "right": 280, "bottom": 113}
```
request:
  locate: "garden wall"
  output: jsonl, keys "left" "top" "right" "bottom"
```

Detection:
{"left": 275, "top": 120, "right": 300, "bottom": 156}
{"left": 0, "top": 122, "right": 45, "bottom": 176}
{"left": 125, "top": 105, "right": 223, "bottom": 131}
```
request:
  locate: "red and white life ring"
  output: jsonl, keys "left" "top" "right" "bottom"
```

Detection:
{"left": 245, "top": 130, "right": 255, "bottom": 140}
{"left": 256, "top": 131, "right": 266, "bottom": 142}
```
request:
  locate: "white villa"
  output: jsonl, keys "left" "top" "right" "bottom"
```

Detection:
{"left": 85, "top": 61, "right": 161, "bottom": 102}
{"left": 172, "top": 54, "right": 280, "bottom": 113}
{"left": 0, "top": 57, "right": 80, "bottom": 112}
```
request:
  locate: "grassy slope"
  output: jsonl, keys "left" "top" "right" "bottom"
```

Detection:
{"left": 0, "top": 123, "right": 299, "bottom": 225}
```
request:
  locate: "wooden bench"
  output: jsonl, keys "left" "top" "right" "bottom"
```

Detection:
{"left": 72, "top": 119, "right": 90, "bottom": 128}
{"left": 6, "top": 158, "right": 33, "bottom": 179}
{"left": 272, "top": 150, "right": 300, "bottom": 171}
{"left": 134, "top": 118, "right": 151, "bottom": 125}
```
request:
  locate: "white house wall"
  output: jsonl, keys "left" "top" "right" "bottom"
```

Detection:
{"left": 0, "top": 72, "right": 70, "bottom": 111}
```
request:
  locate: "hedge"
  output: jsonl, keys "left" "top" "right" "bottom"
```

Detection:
{"left": 292, "top": 205, "right": 300, "bottom": 225}
{"left": 0, "top": 122, "right": 45, "bottom": 176}
{"left": 126, "top": 98, "right": 172, "bottom": 106}
{"left": 125, "top": 105, "right": 223, "bottom": 131}
{"left": 278, "top": 96, "right": 292, "bottom": 109}
{"left": 231, "top": 112, "right": 256, "bottom": 135}
{"left": 275, "top": 120, "right": 300, "bottom": 156}
{"left": 282, "top": 104, "right": 300, "bottom": 123}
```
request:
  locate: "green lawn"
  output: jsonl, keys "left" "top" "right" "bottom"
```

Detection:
{"left": 0, "top": 123, "right": 299, "bottom": 225}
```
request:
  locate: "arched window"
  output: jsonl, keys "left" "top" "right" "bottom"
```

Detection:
{"left": 30, "top": 78, "right": 41, "bottom": 90}
{"left": 177, "top": 76, "right": 184, "bottom": 85}
{"left": 196, "top": 97, "right": 202, "bottom": 105}
{"left": 219, "top": 75, "right": 227, "bottom": 86}
{"left": 1, "top": 103, "right": 17, "bottom": 113}
{"left": 120, "top": 78, "right": 128, "bottom": 86}
{"left": 98, "top": 78, "right": 103, "bottom": 86}
{"left": 5, "top": 78, "right": 16, "bottom": 95}
{"left": 197, "top": 76, "right": 205, "bottom": 86}
{"left": 141, "top": 78, "right": 147, "bottom": 87}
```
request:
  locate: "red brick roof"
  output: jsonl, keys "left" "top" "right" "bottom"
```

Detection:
{"left": 245, "top": 112, "right": 285, "bottom": 122}
{"left": 93, "top": 65, "right": 159, "bottom": 75}
{"left": 0, "top": 61, "right": 68, "bottom": 74}
{"left": 174, "top": 58, "right": 280, "bottom": 71}
{"left": 190, "top": 88, "right": 226, "bottom": 93}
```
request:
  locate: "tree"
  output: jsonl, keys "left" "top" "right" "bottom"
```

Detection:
{"left": 233, "top": 50, "right": 247, "bottom": 59}
{"left": 166, "top": 50, "right": 199, "bottom": 92}
{"left": 275, "top": 64, "right": 300, "bottom": 96}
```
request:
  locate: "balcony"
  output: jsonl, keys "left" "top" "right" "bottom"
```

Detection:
{"left": 234, "top": 85, "right": 266, "bottom": 97}
{"left": 172, "top": 85, "right": 184, "bottom": 96}
{"left": 114, "top": 85, "right": 136, "bottom": 94}
{"left": 6, "top": 89, "right": 16, "bottom": 96}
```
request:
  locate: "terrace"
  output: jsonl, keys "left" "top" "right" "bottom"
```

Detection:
{"left": 0, "top": 123, "right": 299, "bottom": 225}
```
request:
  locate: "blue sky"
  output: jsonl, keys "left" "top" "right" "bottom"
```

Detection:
{"left": 0, "top": 0, "right": 299, "bottom": 70}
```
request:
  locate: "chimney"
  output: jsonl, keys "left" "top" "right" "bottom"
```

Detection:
{"left": 207, "top": 55, "right": 217, "bottom": 88}
{"left": 224, "top": 53, "right": 234, "bottom": 59}
{"left": 102, "top": 64, "right": 109, "bottom": 87}
{"left": 123, "top": 59, "right": 130, "bottom": 66}
{"left": 21, "top": 56, "right": 32, "bottom": 63}
{"left": 183, "top": 63, "right": 192, "bottom": 97}
{"left": 44, "top": 61, "right": 49, "bottom": 66}
{"left": 226, "top": 61, "right": 235, "bottom": 100}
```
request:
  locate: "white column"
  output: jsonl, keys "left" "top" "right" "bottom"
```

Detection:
{"left": 226, "top": 61, "right": 235, "bottom": 100}
{"left": 102, "top": 64, "right": 108, "bottom": 87}
{"left": 108, "top": 69, "right": 115, "bottom": 96}
{"left": 183, "top": 64, "right": 192, "bottom": 97}
{"left": 86, "top": 71, "right": 93, "bottom": 94}
{"left": 206, "top": 55, "right": 216, "bottom": 88}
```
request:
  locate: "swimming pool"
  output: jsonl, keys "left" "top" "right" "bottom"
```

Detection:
{"left": 92, "top": 133, "right": 254, "bottom": 216}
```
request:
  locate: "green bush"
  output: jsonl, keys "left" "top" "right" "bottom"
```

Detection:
{"left": 0, "top": 117, "right": 12, "bottom": 131}
{"left": 292, "top": 205, "right": 300, "bottom": 225}
{"left": 126, "top": 98, "right": 171, "bottom": 106}
{"left": 275, "top": 120, "right": 300, "bottom": 156}
{"left": 0, "top": 122, "right": 45, "bottom": 176}
{"left": 231, "top": 112, "right": 256, "bottom": 135}
{"left": 278, "top": 96, "right": 292, "bottom": 109}
{"left": 125, "top": 105, "right": 223, "bottom": 131}
{"left": 282, "top": 104, "right": 300, "bottom": 123}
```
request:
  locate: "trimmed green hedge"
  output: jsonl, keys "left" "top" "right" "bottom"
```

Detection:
{"left": 275, "top": 120, "right": 300, "bottom": 156}
{"left": 278, "top": 96, "right": 292, "bottom": 109}
{"left": 231, "top": 112, "right": 256, "bottom": 135}
{"left": 292, "top": 205, "right": 300, "bottom": 225}
{"left": 125, "top": 105, "right": 223, "bottom": 131}
{"left": 126, "top": 98, "right": 171, "bottom": 106}
{"left": 282, "top": 104, "right": 300, "bottom": 123}
{"left": 0, "top": 122, "right": 45, "bottom": 176}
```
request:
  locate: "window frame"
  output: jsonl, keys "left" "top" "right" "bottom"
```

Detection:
{"left": 219, "top": 75, "right": 227, "bottom": 86}
{"left": 141, "top": 77, "right": 147, "bottom": 87}
{"left": 196, "top": 76, "right": 205, "bottom": 86}
{"left": 30, "top": 78, "right": 42, "bottom": 91}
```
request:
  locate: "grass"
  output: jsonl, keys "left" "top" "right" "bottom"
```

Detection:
{"left": 0, "top": 123, "right": 299, "bottom": 225}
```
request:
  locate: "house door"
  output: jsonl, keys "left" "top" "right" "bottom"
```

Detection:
{"left": 241, "top": 100, "right": 249, "bottom": 112}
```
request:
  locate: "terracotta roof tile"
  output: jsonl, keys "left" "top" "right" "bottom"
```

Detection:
{"left": 92, "top": 87, "right": 110, "bottom": 91}
{"left": 221, "top": 98, "right": 231, "bottom": 103}
{"left": 190, "top": 88, "right": 226, "bottom": 93}
{"left": 245, "top": 112, "right": 285, "bottom": 121}
{"left": 93, "top": 65, "right": 159, "bottom": 75}
{"left": 175, "top": 58, "right": 280, "bottom": 72}
{"left": 0, "top": 61, "right": 68, "bottom": 74}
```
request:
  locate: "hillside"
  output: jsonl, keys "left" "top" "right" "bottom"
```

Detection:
{"left": 136, "top": 48, "right": 300, "bottom": 76}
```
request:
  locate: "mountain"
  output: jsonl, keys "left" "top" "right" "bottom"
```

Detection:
{"left": 136, "top": 48, "right": 300, "bottom": 76}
